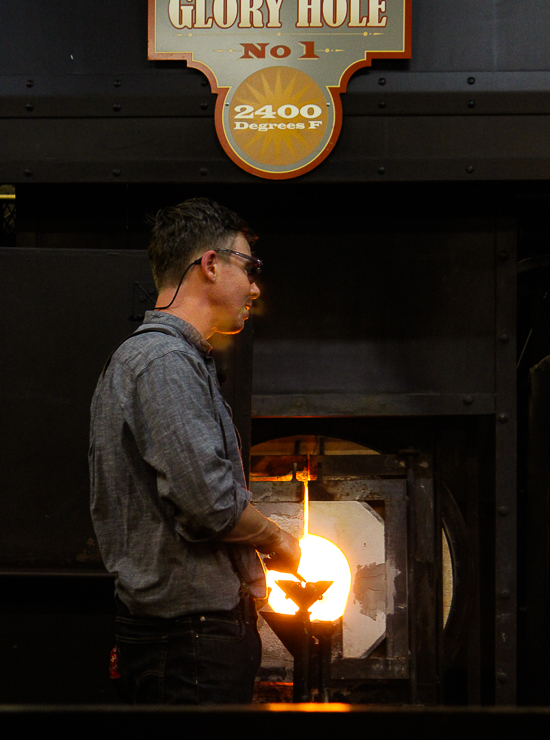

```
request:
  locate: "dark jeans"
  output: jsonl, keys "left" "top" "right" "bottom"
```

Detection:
{"left": 114, "top": 596, "right": 262, "bottom": 705}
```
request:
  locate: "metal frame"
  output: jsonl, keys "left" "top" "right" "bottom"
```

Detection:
{"left": 253, "top": 393, "right": 495, "bottom": 418}
{"left": 494, "top": 225, "right": 518, "bottom": 704}
{"left": 2, "top": 68, "right": 550, "bottom": 184}
{"left": 1, "top": 114, "right": 550, "bottom": 183}
{"left": 251, "top": 453, "right": 438, "bottom": 693}
{"left": 405, "top": 451, "right": 438, "bottom": 704}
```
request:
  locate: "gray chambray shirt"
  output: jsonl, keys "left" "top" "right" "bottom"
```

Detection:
{"left": 89, "top": 310, "right": 266, "bottom": 618}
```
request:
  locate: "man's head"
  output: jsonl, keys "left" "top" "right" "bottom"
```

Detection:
{"left": 148, "top": 197, "right": 256, "bottom": 291}
{"left": 149, "top": 198, "right": 261, "bottom": 338}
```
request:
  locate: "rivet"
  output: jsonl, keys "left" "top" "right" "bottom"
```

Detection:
{"left": 200, "top": 102, "right": 209, "bottom": 110}
{"left": 463, "top": 395, "right": 474, "bottom": 406}
{"left": 24, "top": 168, "right": 33, "bottom": 177}
{"left": 113, "top": 103, "right": 121, "bottom": 112}
{"left": 467, "top": 77, "right": 476, "bottom": 85}
{"left": 378, "top": 166, "right": 385, "bottom": 175}
{"left": 25, "top": 103, "right": 34, "bottom": 112}
{"left": 378, "top": 100, "right": 386, "bottom": 109}
{"left": 200, "top": 167, "right": 208, "bottom": 176}
{"left": 500, "top": 589, "right": 510, "bottom": 600}
{"left": 499, "top": 333, "right": 510, "bottom": 343}
{"left": 114, "top": 79, "right": 121, "bottom": 87}
{"left": 497, "top": 671, "right": 508, "bottom": 684}
{"left": 498, "top": 506, "right": 508, "bottom": 517}
{"left": 468, "top": 100, "right": 476, "bottom": 108}
{"left": 26, "top": 79, "right": 34, "bottom": 88}
{"left": 466, "top": 165, "right": 474, "bottom": 174}
{"left": 378, "top": 77, "right": 386, "bottom": 86}
{"left": 498, "top": 250, "right": 509, "bottom": 262}
{"left": 112, "top": 168, "right": 121, "bottom": 177}
{"left": 498, "top": 413, "right": 509, "bottom": 423}
{"left": 200, "top": 616, "right": 206, "bottom": 621}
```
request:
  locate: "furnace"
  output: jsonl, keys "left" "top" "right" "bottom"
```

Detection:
{"left": 251, "top": 435, "right": 408, "bottom": 686}
{"left": 246, "top": 432, "right": 459, "bottom": 702}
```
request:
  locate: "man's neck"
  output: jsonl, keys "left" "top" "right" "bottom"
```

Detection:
{"left": 154, "top": 300, "right": 215, "bottom": 340}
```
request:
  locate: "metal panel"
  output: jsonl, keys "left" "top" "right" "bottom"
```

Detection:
{"left": 406, "top": 453, "right": 438, "bottom": 704}
{"left": 408, "top": 0, "right": 550, "bottom": 73}
{"left": 0, "top": 115, "right": 550, "bottom": 183}
{"left": 347, "top": 70, "right": 550, "bottom": 97}
{"left": 0, "top": 73, "right": 213, "bottom": 118}
{"left": 1, "top": 0, "right": 550, "bottom": 76}
{"left": 524, "top": 359, "right": 550, "bottom": 704}
{"left": 252, "top": 223, "right": 496, "bottom": 405}
{"left": 252, "top": 393, "right": 495, "bottom": 418}
{"left": 0, "top": 247, "right": 252, "bottom": 569}
{"left": 0, "top": 248, "right": 151, "bottom": 568}
{"left": 494, "top": 225, "right": 518, "bottom": 704}
{"left": 4, "top": 71, "right": 550, "bottom": 118}
{"left": 0, "top": 1, "right": 148, "bottom": 75}
{"left": 465, "top": 431, "right": 482, "bottom": 705}
{"left": 0, "top": 117, "right": 234, "bottom": 184}
{"left": 3, "top": 706, "right": 550, "bottom": 735}
{"left": 1, "top": 1, "right": 550, "bottom": 191}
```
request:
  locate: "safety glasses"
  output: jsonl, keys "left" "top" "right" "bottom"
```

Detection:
{"left": 155, "top": 246, "right": 262, "bottom": 311}
{"left": 217, "top": 248, "right": 263, "bottom": 283}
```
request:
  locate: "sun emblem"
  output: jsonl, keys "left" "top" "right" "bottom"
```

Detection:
{"left": 227, "top": 66, "right": 330, "bottom": 168}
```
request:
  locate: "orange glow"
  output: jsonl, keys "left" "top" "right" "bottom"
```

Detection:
{"left": 303, "top": 476, "right": 309, "bottom": 537}
{"left": 266, "top": 703, "right": 353, "bottom": 712}
{"left": 267, "top": 480, "right": 352, "bottom": 621}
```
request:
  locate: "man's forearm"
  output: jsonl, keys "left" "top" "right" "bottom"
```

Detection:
{"left": 222, "top": 504, "right": 302, "bottom": 576}
{"left": 222, "top": 504, "right": 287, "bottom": 553}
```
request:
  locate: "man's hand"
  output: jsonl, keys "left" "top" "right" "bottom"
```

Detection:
{"left": 263, "top": 528, "right": 302, "bottom": 579}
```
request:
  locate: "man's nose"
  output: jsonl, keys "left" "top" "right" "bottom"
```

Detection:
{"left": 250, "top": 281, "right": 260, "bottom": 299}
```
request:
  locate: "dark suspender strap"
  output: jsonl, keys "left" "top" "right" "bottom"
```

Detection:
{"left": 101, "top": 326, "right": 178, "bottom": 377}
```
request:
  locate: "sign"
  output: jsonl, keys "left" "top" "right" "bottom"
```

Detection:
{"left": 148, "top": 0, "right": 411, "bottom": 179}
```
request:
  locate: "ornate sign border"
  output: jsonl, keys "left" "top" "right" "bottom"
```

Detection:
{"left": 148, "top": 1, "right": 412, "bottom": 179}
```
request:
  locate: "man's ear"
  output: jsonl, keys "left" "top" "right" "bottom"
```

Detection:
{"left": 200, "top": 250, "right": 218, "bottom": 282}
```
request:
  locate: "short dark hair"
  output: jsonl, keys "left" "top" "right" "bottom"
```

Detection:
{"left": 147, "top": 197, "right": 256, "bottom": 289}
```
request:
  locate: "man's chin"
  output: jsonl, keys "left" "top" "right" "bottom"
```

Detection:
{"left": 214, "top": 313, "right": 248, "bottom": 335}
{"left": 217, "top": 324, "right": 245, "bottom": 336}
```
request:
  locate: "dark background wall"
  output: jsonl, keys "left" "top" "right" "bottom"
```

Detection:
{"left": 1, "top": 0, "right": 550, "bottom": 707}
{"left": 1, "top": 1, "right": 550, "bottom": 183}
{"left": 0, "top": 179, "right": 514, "bottom": 570}
{"left": 2, "top": 0, "right": 550, "bottom": 75}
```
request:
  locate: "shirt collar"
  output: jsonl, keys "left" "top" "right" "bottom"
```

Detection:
{"left": 142, "top": 310, "right": 212, "bottom": 355}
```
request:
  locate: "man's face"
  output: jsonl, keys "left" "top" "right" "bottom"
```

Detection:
{"left": 211, "top": 233, "right": 261, "bottom": 335}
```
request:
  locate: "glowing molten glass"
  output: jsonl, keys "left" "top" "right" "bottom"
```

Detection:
{"left": 266, "top": 534, "right": 352, "bottom": 622}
